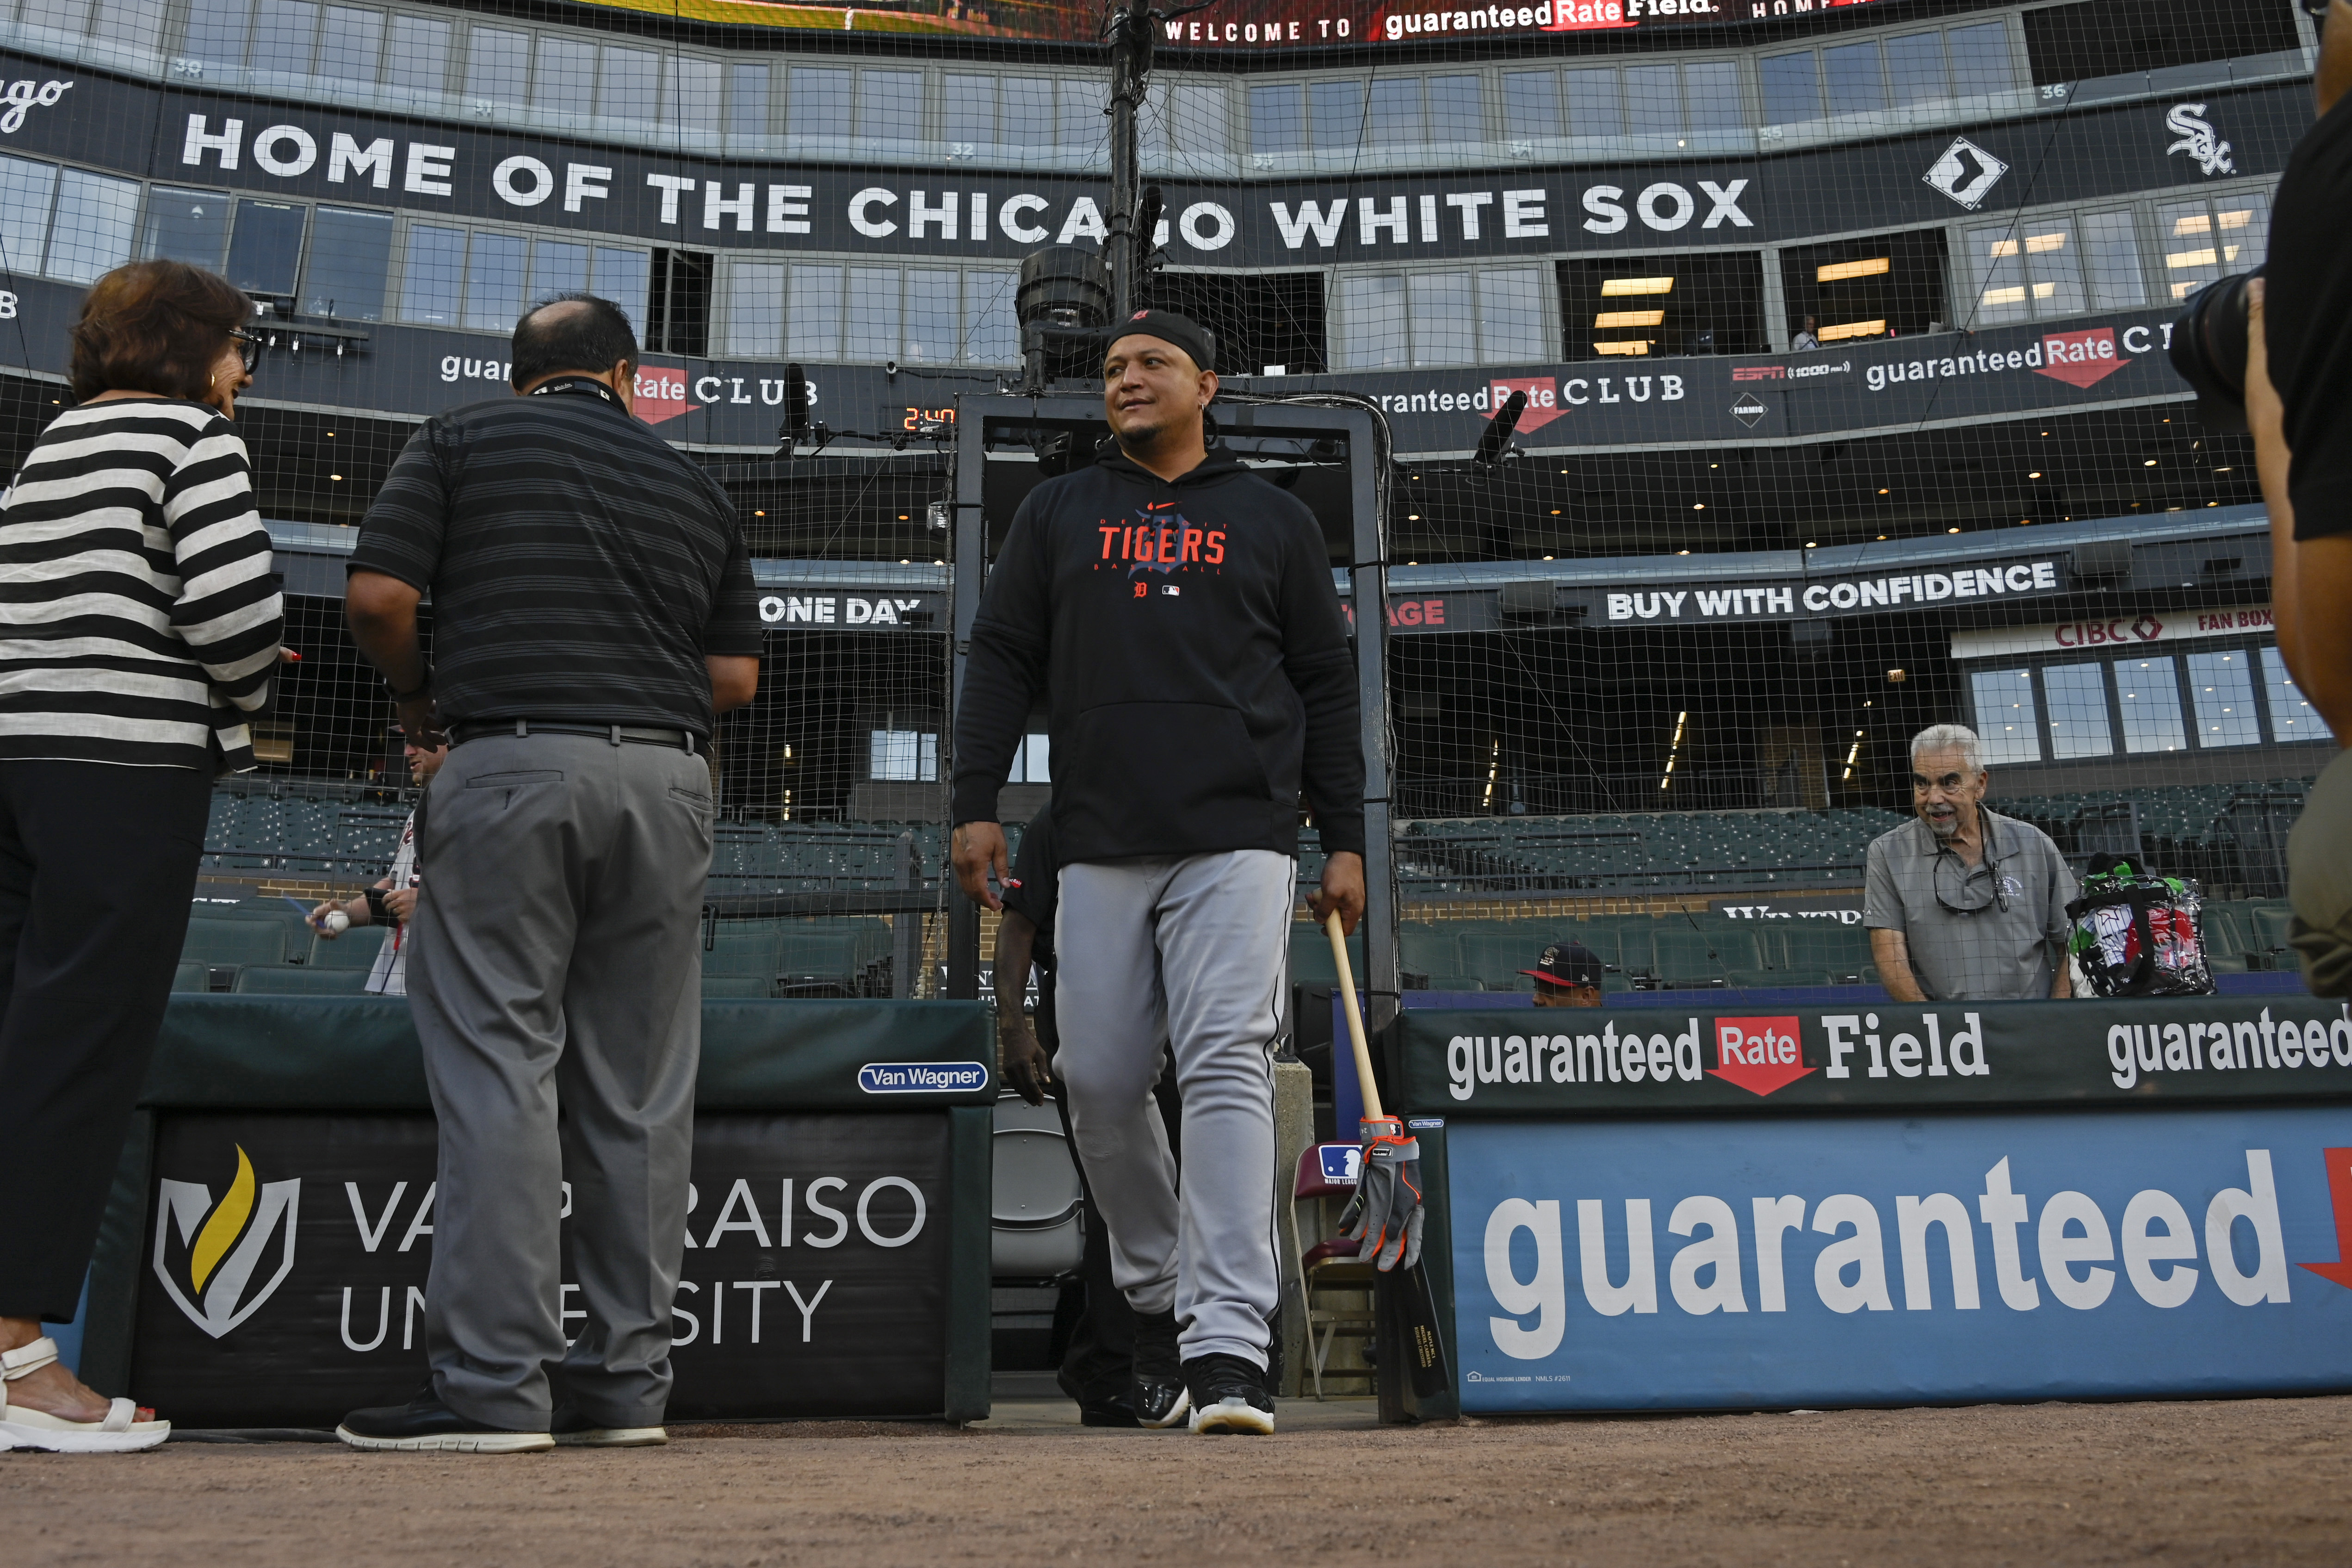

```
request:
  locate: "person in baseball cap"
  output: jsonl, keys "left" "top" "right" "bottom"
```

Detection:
{"left": 1104, "top": 308, "right": 1217, "bottom": 375}
{"left": 1524, "top": 939, "right": 1605, "bottom": 1007}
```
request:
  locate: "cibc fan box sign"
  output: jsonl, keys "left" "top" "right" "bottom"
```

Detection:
{"left": 133, "top": 1112, "right": 951, "bottom": 1428}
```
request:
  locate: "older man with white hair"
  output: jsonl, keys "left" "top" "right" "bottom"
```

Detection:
{"left": 1864, "top": 723, "right": 2076, "bottom": 1003}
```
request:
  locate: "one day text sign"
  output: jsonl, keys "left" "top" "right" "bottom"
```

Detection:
{"left": 1447, "top": 1108, "right": 2352, "bottom": 1413}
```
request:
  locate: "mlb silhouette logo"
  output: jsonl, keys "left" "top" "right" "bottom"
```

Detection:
{"left": 1318, "top": 1145, "right": 1362, "bottom": 1185}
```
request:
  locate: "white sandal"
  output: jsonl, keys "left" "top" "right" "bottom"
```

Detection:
{"left": 0, "top": 1337, "right": 170, "bottom": 1453}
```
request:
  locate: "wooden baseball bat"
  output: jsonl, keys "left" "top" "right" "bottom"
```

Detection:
{"left": 1325, "top": 911, "right": 1450, "bottom": 1402}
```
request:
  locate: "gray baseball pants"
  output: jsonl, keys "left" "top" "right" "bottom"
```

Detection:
{"left": 406, "top": 730, "right": 713, "bottom": 1431}
{"left": 1052, "top": 850, "right": 1292, "bottom": 1368}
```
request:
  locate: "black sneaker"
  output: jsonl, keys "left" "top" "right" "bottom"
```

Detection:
{"left": 336, "top": 1387, "right": 553, "bottom": 1454}
{"left": 1076, "top": 1393, "right": 1140, "bottom": 1428}
{"left": 1129, "top": 1310, "right": 1191, "bottom": 1429}
{"left": 1183, "top": 1353, "right": 1275, "bottom": 1436}
{"left": 550, "top": 1404, "right": 668, "bottom": 1447}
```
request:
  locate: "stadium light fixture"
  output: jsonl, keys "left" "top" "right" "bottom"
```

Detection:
{"left": 1595, "top": 341, "right": 1652, "bottom": 355}
{"left": 1819, "top": 319, "right": 1886, "bottom": 341}
{"left": 1600, "top": 276, "right": 1674, "bottom": 296}
{"left": 1815, "top": 257, "right": 1890, "bottom": 282}
{"left": 1595, "top": 310, "right": 1665, "bottom": 328}
{"left": 1878, "top": 488, "right": 1890, "bottom": 495}
{"left": 2029, "top": 471, "right": 2043, "bottom": 478}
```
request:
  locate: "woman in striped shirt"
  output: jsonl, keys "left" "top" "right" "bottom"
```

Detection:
{"left": 0, "top": 260, "right": 284, "bottom": 1452}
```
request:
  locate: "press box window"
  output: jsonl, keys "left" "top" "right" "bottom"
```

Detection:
{"left": 2186, "top": 650, "right": 2260, "bottom": 749}
{"left": 1559, "top": 252, "right": 1764, "bottom": 361}
{"left": 303, "top": 206, "right": 393, "bottom": 322}
{"left": 724, "top": 260, "right": 1017, "bottom": 366}
{"left": 2157, "top": 193, "right": 2270, "bottom": 304}
{"left": 1332, "top": 266, "right": 1546, "bottom": 371}
{"left": 1007, "top": 733, "right": 1051, "bottom": 785}
{"left": 1968, "top": 668, "right": 2040, "bottom": 764}
{"left": 2261, "top": 647, "right": 2331, "bottom": 742}
{"left": 1779, "top": 229, "right": 1946, "bottom": 344}
{"left": 646, "top": 247, "right": 712, "bottom": 357}
{"left": 402, "top": 225, "right": 648, "bottom": 336}
{"left": 868, "top": 731, "right": 938, "bottom": 782}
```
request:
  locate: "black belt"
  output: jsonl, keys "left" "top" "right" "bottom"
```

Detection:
{"left": 450, "top": 719, "right": 699, "bottom": 755}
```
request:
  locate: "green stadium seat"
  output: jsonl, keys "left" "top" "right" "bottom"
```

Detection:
{"left": 181, "top": 917, "right": 289, "bottom": 968}
{"left": 233, "top": 966, "right": 371, "bottom": 994}
{"left": 1653, "top": 926, "right": 1756, "bottom": 985}
{"left": 701, "top": 975, "right": 774, "bottom": 999}
{"left": 1399, "top": 924, "right": 1460, "bottom": 979}
{"left": 308, "top": 925, "right": 390, "bottom": 969}
{"left": 703, "top": 931, "right": 782, "bottom": 978}
{"left": 2249, "top": 903, "right": 2296, "bottom": 956}
{"left": 171, "top": 961, "right": 209, "bottom": 993}
{"left": 1778, "top": 923, "right": 1872, "bottom": 983}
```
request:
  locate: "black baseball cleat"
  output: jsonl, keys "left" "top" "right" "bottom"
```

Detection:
{"left": 1076, "top": 1393, "right": 1141, "bottom": 1428}
{"left": 1184, "top": 1354, "right": 1275, "bottom": 1436}
{"left": 1129, "top": 1310, "right": 1192, "bottom": 1429}
{"left": 336, "top": 1387, "right": 553, "bottom": 1453}
{"left": 550, "top": 1405, "right": 668, "bottom": 1447}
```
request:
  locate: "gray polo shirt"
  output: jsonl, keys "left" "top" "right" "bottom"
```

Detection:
{"left": 1863, "top": 807, "right": 2076, "bottom": 1001}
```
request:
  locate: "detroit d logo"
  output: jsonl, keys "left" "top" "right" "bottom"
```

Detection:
{"left": 152, "top": 1146, "right": 301, "bottom": 1339}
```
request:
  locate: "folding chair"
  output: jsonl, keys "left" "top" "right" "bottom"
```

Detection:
{"left": 1291, "top": 1143, "right": 1376, "bottom": 1399}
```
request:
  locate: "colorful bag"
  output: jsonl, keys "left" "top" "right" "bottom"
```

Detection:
{"left": 2065, "top": 858, "right": 2216, "bottom": 998}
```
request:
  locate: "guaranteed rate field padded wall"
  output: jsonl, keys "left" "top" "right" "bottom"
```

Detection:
{"left": 0, "top": 0, "right": 2333, "bottom": 948}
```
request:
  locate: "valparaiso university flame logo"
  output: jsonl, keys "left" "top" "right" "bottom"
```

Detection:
{"left": 152, "top": 1146, "right": 301, "bottom": 1339}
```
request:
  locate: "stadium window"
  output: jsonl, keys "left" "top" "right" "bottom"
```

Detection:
{"left": 301, "top": 205, "right": 394, "bottom": 322}
{"left": 381, "top": 13, "right": 451, "bottom": 100}
{"left": 2080, "top": 210, "right": 2148, "bottom": 309}
{"left": 45, "top": 168, "right": 138, "bottom": 284}
{"left": 868, "top": 731, "right": 938, "bottom": 783}
{"left": 786, "top": 262, "right": 844, "bottom": 359}
{"left": 964, "top": 269, "right": 1019, "bottom": 364}
{"left": 0, "top": 156, "right": 56, "bottom": 276}
{"left": 858, "top": 69, "right": 924, "bottom": 144}
{"left": 1823, "top": 42, "right": 1887, "bottom": 116}
{"left": 1758, "top": 51, "right": 1822, "bottom": 125}
{"left": 1149, "top": 270, "right": 1326, "bottom": 376}
{"left": 1366, "top": 77, "right": 1423, "bottom": 146}
{"left": 531, "top": 35, "right": 595, "bottom": 115}
{"left": 526, "top": 238, "right": 588, "bottom": 304}
{"left": 788, "top": 67, "right": 854, "bottom": 141}
{"left": 1003, "top": 76, "right": 1058, "bottom": 151}
{"left": 2023, "top": 0, "right": 2302, "bottom": 89}
{"left": 1428, "top": 75, "right": 1484, "bottom": 143}
{"left": 1779, "top": 229, "right": 1945, "bottom": 343}
{"left": 1559, "top": 251, "right": 1764, "bottom": 360}
{"left": 1008, "top": 733, "right": 1051, "bottom": 785}
{"left": 1682, "top": 61, "right": 1741, "bottom": 135}
{"left": 1337, "top": 268, "right": 1543, "bottom": 370}
{"left": 1478, "top": 268, "right": 1545, "bottom": 361}
{"left": 845, "top": 264, "right": 901, "bottom": 363}
{"left": 1057, "top": 78, "right": 1104, "bottom": 155}
{"left": 1968, "top": 217, "right": 2087, "bottom": 324}
{"left": 600, "top": 46, "right": 661, "bottom": 119}
{"left": 1501, "top": 70, "right": 1562, "bottom": 141}
{"left": 665, "top": 56, "right": 723, "bottom": 136}
{"left": 1622, "top": 63, "right": 1678, "bottom": 137}
{"left": 316, "top": 6, "right": 384, "bottom": 86}
{"left": 1968, "top": 669, "right": 2041, "bottom": 764}
{"left": 141, "top": 185, "right": 230, "bottom": 270}
{"left": 723, "top": 260, "right": 786, "bottom": 357}
{"left": 1945, "top": 21, "right": 2018, "bottom": 98}
{"left": 397, "top": 221, "right": 465, "bottom": 326}
{"left": 2262, "top": 646, "right": 2332, "bottom": 742}
{"left": 1309, "top": 79, "right": 1367, "bottom": 151}
{"left": 462, "top": 230, "right": 526, "bottom": 333}
{"left": 1883, "top": 32, "right": 1948, "bottom": 108}
{"left": 224, "top": 197, "right": 304, "bottom": 302}
{"left": 248, "top": 0, "right": 318, "bottom": 78}
{"left": 904, "top": 268, "right": 961, "bottom": 366}
{"left": 944, "top": 73, "right": 997, "bottom": 148}
{"left": 181, "top": 0, "right": 253, "bottom": 73}
{"left": 2187, "top": 650, "right": 2261, "bottom": 749}
{"left": 462, "top": 26, "right": 530, "bottom": 110}
{"left": 593, "top": 247, "right": 650, "bottom": 339}
{"left": 2043, "top": 662, "right": 2113, "bottom": 759}
{"left": 727, "top": 62, "right": 770, "bottom": 144}
{"left": 646, "top": 247, "right": 713, "bottom": 357}
{"left": 1407, "top": 272, "right": 1473, "bottom": 366}
{"left": 1564, "top": 67, "right": 1622, "bottom": 138}
{"left": 1331, "top": 272, "right": 1406, "bottom": 370}
{"left": 93, "top": 0, "right": 171, "bottom": 53}
{"left": 1140, "top": 77, "right": 1232, "bottom": 167}
{"left": 2158, "top": 193, "right": 2270, "bottom": 303}
{"left": 1249, "top": 82, "right": 1307, "bottom": 155}
{"left": 2116, "top": 657, "right": 2187, "bottom": 754}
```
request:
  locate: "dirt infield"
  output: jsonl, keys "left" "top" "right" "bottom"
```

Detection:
{"left": 11, "top": 1394, "right": 2352, "bottom": 1566}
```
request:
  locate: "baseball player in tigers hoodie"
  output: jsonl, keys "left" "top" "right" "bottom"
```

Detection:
{"left": 952, "top": 309, "right": 1364, "bottom": 1436}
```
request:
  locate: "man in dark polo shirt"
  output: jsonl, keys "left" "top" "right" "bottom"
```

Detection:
{"left": 334, "top": 293, "right": 760, "bottom": 1453}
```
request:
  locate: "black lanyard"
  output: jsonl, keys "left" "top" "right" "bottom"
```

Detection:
{"left": 529, "top": 375, "right": 621, "bottom": 407}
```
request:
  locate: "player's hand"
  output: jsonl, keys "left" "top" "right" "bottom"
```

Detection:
{"left": 953, "top": 821, "right": 1009, "bottom": 911}
{"left": 384, "top": 887, "right": 418, "bottom": 924}
{"left": 396, "top": 693, "right": 445, "bottom": 749}
{"left": 998, "top": 1014, "right": 1052, "bottom": 1107}
{"left": 1309, "top": 850, "right": 1366, "bottom": 936}
{"left": 307, "top": 899, "right": 342, "bottom": 935}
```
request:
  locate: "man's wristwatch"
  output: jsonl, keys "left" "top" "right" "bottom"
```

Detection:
{"left": 387, "top": 672, "right": 432, "bottom": 702}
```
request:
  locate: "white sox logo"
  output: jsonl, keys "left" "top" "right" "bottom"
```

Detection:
{"left": 153, "top": 1146, "right": 302, "bottom": 1339}
{"left": 2165, "top": 104, "right": 2235, "bottom": 177}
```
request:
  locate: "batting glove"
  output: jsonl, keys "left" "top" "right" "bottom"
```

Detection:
{"left": 1338, "top": 1117, "right": 1424, "bottom": 1273}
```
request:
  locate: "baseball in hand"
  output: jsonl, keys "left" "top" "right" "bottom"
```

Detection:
{"left": 324, "top": 910, "right": 351, "bottom": 934}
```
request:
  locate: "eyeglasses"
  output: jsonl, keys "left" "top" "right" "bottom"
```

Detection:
{"left": 229, "top": 328, "right": 260, "bottom": 373}
{"left": 1932, "top": 848, "right": 2011, "bottom": 915}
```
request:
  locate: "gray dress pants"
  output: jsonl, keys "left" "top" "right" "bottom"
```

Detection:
{"left": 1053, "top": 850, "right": 1293, "bottom": 1369}
{"left": 407, "top": 730, "right": 713, "bottom": 1430}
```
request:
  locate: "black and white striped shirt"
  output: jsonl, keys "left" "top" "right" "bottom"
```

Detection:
{"left": 0, "top": 397, "right": 284, "bottom": 771}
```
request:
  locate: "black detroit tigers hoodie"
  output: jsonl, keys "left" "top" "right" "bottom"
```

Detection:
{"left": 951, "top": 441, "right": 1366, "bottom": 864}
